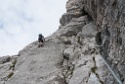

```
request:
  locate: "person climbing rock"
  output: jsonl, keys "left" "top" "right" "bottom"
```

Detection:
{"left": 38, "top": 33, "right": 45, "bottom": 47}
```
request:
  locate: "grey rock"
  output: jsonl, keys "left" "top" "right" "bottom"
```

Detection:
{"left": 66, "top": 0, "right": 83, "bottom": 13}
{"left": 60, "top": 12, "right": 81, "bottom": 26}
{"left": 82, "top": 22, "right": 97, "bottom": 37}
{"left": 57, "top": 16, "right": 89, "bottom": 38}
{"left": 0, "top": 56, "right": 10, "bottom": 64}
{"left": 77, "top": 0, "right": 125, "bottom": 83}
{"left": 8, "top": 40, "right": 65, "bottom": 84}
{"left": 0, "top": 0, "right": 124, "bottom": 84}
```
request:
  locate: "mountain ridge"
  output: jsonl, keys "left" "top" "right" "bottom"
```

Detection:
{"left": 0, "top": 0, "right": 125, "bottom": 84}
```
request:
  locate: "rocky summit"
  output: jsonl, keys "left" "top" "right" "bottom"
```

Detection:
{"left": 0, "top": 0, "right": 125, "bottom": 84}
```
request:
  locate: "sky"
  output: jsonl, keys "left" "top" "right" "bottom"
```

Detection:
{"left": 0, "top": 0, "right": 67, "bottom": 56}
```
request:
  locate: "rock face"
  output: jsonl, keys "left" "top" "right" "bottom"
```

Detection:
{"left": 0, "top": 0, "right": 124, "bottom": 84}
{"left": 72, "top": 0, "right": 125, "bottom": 83}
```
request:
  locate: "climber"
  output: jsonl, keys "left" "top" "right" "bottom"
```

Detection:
{"left": 38, "top": 33, "right": 45, "bottom": 47}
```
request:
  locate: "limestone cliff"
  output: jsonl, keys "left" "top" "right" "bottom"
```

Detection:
{"left": 0, "top": 0, "right": 124, "bottom": 84}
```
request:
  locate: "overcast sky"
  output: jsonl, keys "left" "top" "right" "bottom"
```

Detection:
{"left": 0, "top": 0, "right": 67, "bottom": 56}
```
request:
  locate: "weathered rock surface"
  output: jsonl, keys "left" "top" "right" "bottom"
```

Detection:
{"left": 66, "top": 0, "right": 125, "bottom": 83}
{"left": 0, "top": 0, "right": 124, "bottom": 84}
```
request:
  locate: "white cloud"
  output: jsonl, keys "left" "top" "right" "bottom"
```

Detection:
{"left": 0, "top": 0, "right": 67, "bottom": 56}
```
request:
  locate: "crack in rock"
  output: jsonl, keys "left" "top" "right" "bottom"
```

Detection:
{"left": 91, "top": 57, "right": 104, "bottom": 84}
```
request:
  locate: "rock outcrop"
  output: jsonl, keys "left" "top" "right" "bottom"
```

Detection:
{"left": 0, "top": 0, "right": 124, "bottom": 84}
